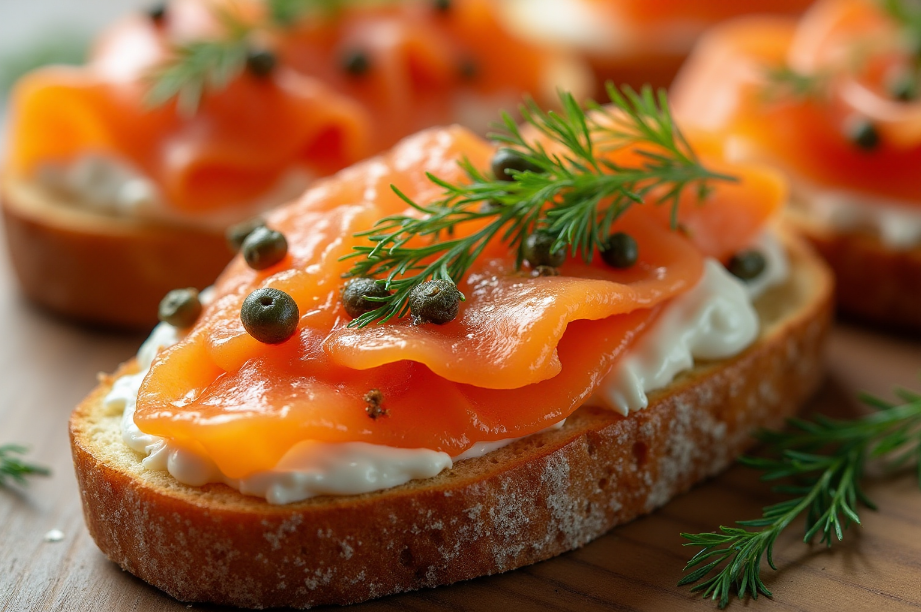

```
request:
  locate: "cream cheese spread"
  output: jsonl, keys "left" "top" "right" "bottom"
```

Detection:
{"left": 111, "top": 232, "right": 788, "bottom": 504}
{"left": 36, "top": 155, "right": 313, "bottom": 230}
{"left": 723, "top": 136, "right": 921, "bottom": 250}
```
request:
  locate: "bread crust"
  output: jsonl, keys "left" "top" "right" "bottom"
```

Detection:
{"left": 785, "top": 208, "right": 921, "bottom": 333}
{"left": 69, "top": 234, "right": 832, "bottom": 609}
{"left": 1, "top": 171, "right": 233, "bottom": 330}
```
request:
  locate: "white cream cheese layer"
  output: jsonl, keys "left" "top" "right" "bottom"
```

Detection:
{"left": 111, "top": 232, "right": 787, "bottom": 504}
{"left": 723, "top": 136, "right": 921, "bottom": 250}
{"left": 36, "top": 155, "right": 313, "bottom": 230}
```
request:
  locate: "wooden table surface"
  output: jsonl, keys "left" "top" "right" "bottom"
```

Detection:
{"left": 1, "top": 245, "right": 920, "bottom": 612}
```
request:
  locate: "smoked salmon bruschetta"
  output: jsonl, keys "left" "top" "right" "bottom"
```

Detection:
{"left": 671, "top": 0, "right": 921, "bottom": 331}
{"left": 69, "top": 86, "right": 833, "bottom": 608}
{"left": 2, "top": 0, "right": 590, "bottom": 329}
{"left": 498, "top": 0, "right": 814, "bottom": 89}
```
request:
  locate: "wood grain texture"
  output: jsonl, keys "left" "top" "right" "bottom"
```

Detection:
{"left": 1, "top": 243, "right": 920, "bottom": 611}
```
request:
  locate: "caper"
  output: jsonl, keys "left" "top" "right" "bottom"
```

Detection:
{"left": 158, "top": 288, "right": 202, "bottom": 328}
{"left": 531, "top": 265, "right": 560, "bottom": 278}
{"left": 242, "top": 226, "right": 288, "bottom": 270}
{"left": 342, "top": 49, "right": 370, "bottom": 76}
{"left": 432, "top": 0, "right": 451, "bottom": 11}
{"left": 887, "top": 69, "right": 918, "bottom": 102}
{"left": 241, "top": 288, "right": 299, "bottom": 344}
{"left": 727, "top": 250, "right": 766, "bottom": 281}
{"left": 247, "top": 49, "right": 277, "bottom": 78}
{"left": 226, "top": 217, "right": 266, "bottom": 253}
{"left": 458, "top": 58, "right": 478, "bottom": 80}
{"left": 341, "top": 277, "right": 391, "bottom": 318}
{"left": 408, "top": 279, "right": 463, "bottom": 325}
{"left": 845, "top": 117, "right": 880, "bottom": 151}
{"left": 147, "top": 3, "right": 167, "bottom": 23}
{"left": 524, "top": 231, "right": 565, "bottom": 268}
{"left": 600, "top": 232, "right": 639, "bottom": 269}
{"left": 491, "top": 148, "right": 544, "bottom": 182}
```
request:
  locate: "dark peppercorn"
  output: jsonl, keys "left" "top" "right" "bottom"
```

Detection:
{"left": 158, "top": 288, "right": 202, "bottom": 328}
{"left": 432, "top": 0, "right": 451, "bottom": 12}
{"left": 524, "top": 231, "right": 565, "bottom": 268}
{"left": 341, "top": 278, "right": 391, "bottom": 318}
{"left": 147, "top": 3, "right": 167, "bottom": 23}
{"left": 600, "top": 232, "right": 639, "bottom": 269}
{"left": 887, "top": 69, "right": 918, "bottom": 102}
{"left": 845, "top": 117, "right": 880, "bottom": 151}
{"left": 408, "top": 279, "right": 463, "bottom": 325}
{"left": 342, "top": 49, "right": 371, "bottom": 76}
{"left": 364, "top": 389, "right": 387, "bottom": 419}
{"left": 242, "top": 226, "right": 288, "bottom": 270}
{"left": 246, "top": 49, "right": 277, "bottom": 78}
{"left": 491, "top": 148, "right": 544, "bottom": 181}
{"left": 241, "top": 288, "right": 300, "bottom": 344}
{"left": 727, "top": 250, "right": 766, "bottom": 282}
{"left": 226, "top": 217, "right": 266, "bottom": 253}
{"left": 458, "top": 58, "right": 478, "bottom": 80}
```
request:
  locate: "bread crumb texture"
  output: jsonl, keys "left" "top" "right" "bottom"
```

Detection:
{"left": 69, "top": 235, "right": 832, "bottom": 608}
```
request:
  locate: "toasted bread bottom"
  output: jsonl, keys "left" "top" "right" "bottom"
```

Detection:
{"left": 69, "top": 234, "right": 832, "bottom": 609}
{"left": 786, "top": 207, "right": 921, "bottom": 333}
{"left": 1, "top": 172, "right": 233, "bottom": 330}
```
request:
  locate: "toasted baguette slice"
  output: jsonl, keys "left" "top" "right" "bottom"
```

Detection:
{"left": 69, "top": 233, "right": 832, "bottom": 609}
{"left": 785, "top": 207, "right": 921, "bottom": 332}
{"left": 1, "top": 171, "right": 234, "bottom": 330}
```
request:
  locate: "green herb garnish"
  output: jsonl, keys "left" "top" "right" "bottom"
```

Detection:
{"left": 0, "top": 444, "right": 50, "bottom": 488}
{"left": 762, "top": 66, "right": 829, "bottom": 102}
{"left": 146, "top": 0, "right": 392, "bottom": 114}
{"left": 679, "top": 386, "right": 921, "bottom": 609}
{"left": 340, "top": 83, "right": 733, "bottom": 328}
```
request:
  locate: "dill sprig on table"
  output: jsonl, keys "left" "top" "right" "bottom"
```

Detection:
{"left": 341, "top": 83, "right": 734, "bottom": 328}
{"left": 679, "top": 387, "right": 921, "bottom": 609}
{"left": 0, "top": 444, "right": 50, "bottom": 488}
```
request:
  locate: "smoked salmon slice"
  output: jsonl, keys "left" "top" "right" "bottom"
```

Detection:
{"left": 671, "top": 0, "right": 921, "bottom": 204}
{"left": 6, "top": 0, "right": 587, "bottom": 218}
{"left": 132, "top": 123, "right": 784, "bottom": 480}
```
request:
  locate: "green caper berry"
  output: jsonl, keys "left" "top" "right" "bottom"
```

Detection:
{"left": 600, "top": 232, "right": 639, "bottom": 269}
{"left": 727, "top": 250, "right": 766, "bottom": 282}
{"left": 158, "top": 288, "right": 202, "bottom": 328}
{"left": 524, "top": 231, "right": 565, "bottom": 268}
{"left": 458, "top": 58, "right": 478, "bottom": 80}
{"left": 226, "top": 217, "right": 265, "bottom": 253}
{"left": 531, "top": 265, "right": 560, "bottom": 278}
{"left": 147, "top": 3, "right": 167, "bottom": 23}
{"left": 341, "top": 277, "right": 391, "bottom": 318}
{"left": 247, "top": 49, "right": 277, "bottom": 78}
{"left": 491, "top": 148, "right": 544, "bottom": 182}
{"left": 241, "top": 288, "right": 299, "bottom": 344}
{"left": 845, "top": 117, "right": 880, "bottom": 151}
{"left": 242, "top": 226, "right": 288, "bottom": 270}
{"left": 342, "top": 50, "right": 370, "bottom": 76}
{"left": 432, "top": 0, "right": 451, "bottom": 11}
{"left": 887, "top": 70, "right": 918, "bottom": 102}
{"left": 408, "top": 279, "right": 463, "bottom": 325}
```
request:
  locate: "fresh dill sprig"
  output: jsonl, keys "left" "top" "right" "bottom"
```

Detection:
{"left": 880, "top": 0, "right": 921, "bottom": 41}
{"left": 679, "top": 387, "right": 921, "bottom": 609}
{"left": 146, "top": 0, "right": 392, "bottom": 113}
{"left": 0, "top": 444, "right": 50, "bottom": 488}
{"left": 762, "top": 66, "right": 830, "bottom": 102}
{"left": 341, "top": 83, "right": 734, "bottom": 328}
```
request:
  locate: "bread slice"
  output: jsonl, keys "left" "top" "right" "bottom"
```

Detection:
{"left": 1, "top": 171, "right": 234, "bottom": 329}
{"left": 785, "top": 207, "right": 921, "bottom": 332}
{"left": 69, "top": 232, "right": 832, "bottom": 609}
